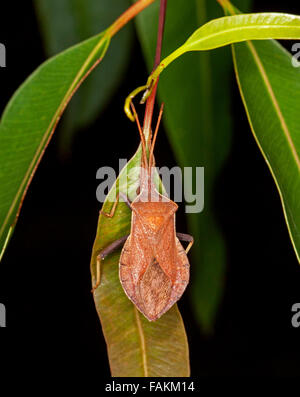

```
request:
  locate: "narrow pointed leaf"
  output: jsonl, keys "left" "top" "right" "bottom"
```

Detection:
{"left": 221, "top": 1, "right": 300, "bottom": 262}
{"left": 0, "top": 32, "right": 111, "bottom": 260}
{"left": 133, "top": 0, "right": 251, "bottom": 332}
{"left": 183, "top": 12, "right": 300, "bottom": 51}
{"left": 90, "top": 148, "right": 190, "bottom": 377}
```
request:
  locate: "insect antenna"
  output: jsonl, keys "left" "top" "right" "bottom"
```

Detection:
{"left": 130, "top": 101, "right": 148, "bottom": 168}
{"left": 149, "top": 102, "right": 164, "bottom": 171}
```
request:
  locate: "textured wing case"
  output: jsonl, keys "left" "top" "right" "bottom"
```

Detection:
{"left": 119, "top": 200, "right": 190, "bottom": 321}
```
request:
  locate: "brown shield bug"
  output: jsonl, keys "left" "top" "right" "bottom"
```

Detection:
{"left": 92, "top": 103, "right": 193, "bottom": 321}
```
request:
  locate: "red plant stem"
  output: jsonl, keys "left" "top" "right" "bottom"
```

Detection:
{"left": 153, "top": 0, "right": 168, "bottom": 69}
{"left": 143, "top": 0, "right": 168, "bottom": 136}
{"left": 107, "top": 0, "right": 156, "bottom": 38}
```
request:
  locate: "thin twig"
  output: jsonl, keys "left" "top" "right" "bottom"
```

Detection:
{"left": 143, "top": 0, "right": 168, "bottom": 137}
{"left": 107, "top": 0, "right": 156, "bottom": 37}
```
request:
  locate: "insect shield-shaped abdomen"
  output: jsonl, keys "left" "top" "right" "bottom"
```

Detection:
{"left": 119, "top": 169, "right": 190, "bottom": 321}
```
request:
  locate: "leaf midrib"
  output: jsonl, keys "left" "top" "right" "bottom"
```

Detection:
{"left": 134, "top": 307, "right": 148, "bottom": 376}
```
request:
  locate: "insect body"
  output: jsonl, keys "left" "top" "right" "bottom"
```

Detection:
{"left": 120, "top": 168, "right": 191, "bottom": 321}
{"left": 93, "top": 104, "right": 193, "bottom": 321}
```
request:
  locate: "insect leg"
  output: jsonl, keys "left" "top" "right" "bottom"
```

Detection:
{"left": 92, "top": 234, "right": 129, "bottom": 293}
{"left": 176, "top": 232, "right": 194, "bottom": 254}
{"left": 100, "top": 192, "right": 132, "bottom": 218}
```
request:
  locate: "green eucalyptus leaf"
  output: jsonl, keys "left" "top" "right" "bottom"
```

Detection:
{"left": 90, "top": 146, "right": 190, "bottom": 377}
{"left": 221, "top": 1, "right": 300, "bottom": 262}
{"left": 0, "top": 32, "right": 112, "bottom": 260}
{"left": 184, "top": 12, "right": 300, "bottom": 51}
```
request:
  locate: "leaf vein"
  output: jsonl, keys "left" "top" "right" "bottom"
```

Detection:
{"left": 134, "top": 307, "right": 148, "bottom": 377}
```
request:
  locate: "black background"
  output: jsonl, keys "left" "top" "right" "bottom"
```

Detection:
{"left": 0, "top": 0, "right": 299, "bottom": 379}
